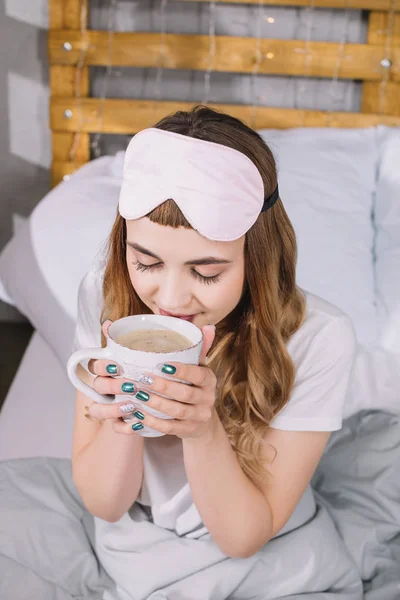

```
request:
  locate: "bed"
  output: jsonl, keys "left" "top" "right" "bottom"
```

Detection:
{"left": 0, "top": 1, "right": 400, "bottom": 598}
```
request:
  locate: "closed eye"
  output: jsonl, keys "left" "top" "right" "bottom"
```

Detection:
{"left": 132, "top": 260, "right": 221, "bottom": 285}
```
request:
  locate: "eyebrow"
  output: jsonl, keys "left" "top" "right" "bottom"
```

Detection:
{"left": 126, "top": 242, "right": 232, "bottom": 266}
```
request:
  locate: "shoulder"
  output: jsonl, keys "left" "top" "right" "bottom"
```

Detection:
{"left": 77, "top": 246, "right": 107, "bottom": 305}
{"left": 269, "top": 290, "right": 358, "bottom": 432}
{"left": 73, "top": 248, "right": 107, "bottom": 351}
{"left": 288, "top": 289, "right": 357, "bottom": 367}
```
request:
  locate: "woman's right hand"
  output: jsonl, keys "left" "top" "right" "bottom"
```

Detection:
{"left": 84, "top": 320, "right": 139, "bottom": 427}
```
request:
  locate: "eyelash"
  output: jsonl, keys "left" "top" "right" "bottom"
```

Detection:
{"left": 132, "top": 260, "right": 221, "bottom": 285}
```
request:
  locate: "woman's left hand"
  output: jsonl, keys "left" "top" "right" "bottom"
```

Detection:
{"left": 88, "top": 325, "right": 218, "bottom": 441}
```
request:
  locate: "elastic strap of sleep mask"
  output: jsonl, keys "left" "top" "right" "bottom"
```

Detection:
{"left": 261, "top": 185, "right": 279, "bottom": 212}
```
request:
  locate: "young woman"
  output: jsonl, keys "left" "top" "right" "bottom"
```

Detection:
{"left": 71, "top": 105, "right": 356, "bottom": 595}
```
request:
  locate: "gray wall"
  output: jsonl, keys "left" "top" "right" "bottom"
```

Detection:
{"left": 0, "top": 0, "right": 51, "bottom": 321}
{"left": 0, "top": 0, "right": 367, "bottom": 322}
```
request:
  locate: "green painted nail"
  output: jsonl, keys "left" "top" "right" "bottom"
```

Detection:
{"left": 106, "top": 364, "right": 118, "bottom": 374}
{"left": 135, "top": 391, "right": 150, "bottom": 402}
{"left": 133, "top": 410, "right": 145, "bottom": 420}
{"left": 161, "top": 364, "right": 176, "bottom": 375}
{"left": 121, "top": 382, "right": 135, "bottom": 393}
{"left": 132, "top": 423, "right": 144, "bottom": 431}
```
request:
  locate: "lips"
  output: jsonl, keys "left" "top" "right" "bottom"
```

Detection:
{"left": 159, "top": 308, "right": 197, "bottom": 322}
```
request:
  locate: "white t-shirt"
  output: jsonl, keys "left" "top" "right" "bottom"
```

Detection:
{"left": 73, "top": 249, "right": 357, "bottom": 515}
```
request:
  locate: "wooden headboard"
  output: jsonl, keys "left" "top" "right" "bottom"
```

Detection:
{"left": 48, "top": 0, "right": 400, "bottom": 187}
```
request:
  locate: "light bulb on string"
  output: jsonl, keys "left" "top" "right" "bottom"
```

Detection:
{"left": 294, "top": 0, "right": 316, "bottom": 128}
{"left": 249, "top": 0, "right": 266, "bottom": 130}
{"left": 325, "top": 2, "right": 351, "bottom": 127}
{"left": 67, "top": 2, "right": 89, "bottom": 164}
{"left": 91, "top": 0, "right": 118, "bottom": 160}
{"left": 378, "top": 0, "right": 396, "bottom": 118}
{"left": 202, "top": 0, "right": 216, "bottom": 105}
{"left": 152, "top": 0, "right": 168, "bottom": 124}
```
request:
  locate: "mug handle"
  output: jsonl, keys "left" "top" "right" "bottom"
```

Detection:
{"left": 67, "top": 347, "right": 117, "bottom": 404}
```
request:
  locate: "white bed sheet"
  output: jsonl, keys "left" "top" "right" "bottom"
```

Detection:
{"left": 0, "top": 331, "right": 75, "bottom": 461}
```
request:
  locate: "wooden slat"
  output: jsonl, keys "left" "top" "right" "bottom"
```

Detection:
{"left": 52, "top": 132, "right": 90, "bottom": 162}
{"left": 50, "top": 65, "right": 89, "bottom": 97}
{"left": 52, "top": 161, "right": 86, "bottom": 188}
{"left": 49, "top": 0, "right": 88, "bottom": 29}
{"left": 362, "top": 11, "right": 400, "bottom": 115}
{"left": 182, "top": 0, "right": 400, "bottom": 8}
{"left": 49, "top": 1, "right": 89, "bottom": 188}
{"left": 48, "top": 31, "right": 400, "bottom": 81}
{"left": 366, "top": 12, "right": 400, "bottom": 44}
{"left": 50, "top": 98, "right": 400, "bottom": 134}
{"left": 362, "top": 81, "right": 400, "bottom": 113}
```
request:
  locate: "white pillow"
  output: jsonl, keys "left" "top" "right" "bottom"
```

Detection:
{"left": 0, "top": 128, "right": 380, "bottom": 369}
{"left": 259, "top": 127, "right": 379, "bottom": 348}
{"left": 0, "top": 277, "right": 14, "bottom": 306}
{"left": 0, "top": 153, "right": 124, "bottom": 367}
{"left": 30, "top": 154, "right": 124, "bottom": 322}
{"left": 375, "top": 127, "right": 400, "bottom": 354}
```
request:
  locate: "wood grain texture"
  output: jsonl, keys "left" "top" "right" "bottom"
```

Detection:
{"left": 49, "top": 0, "right": 89, "bottom": 188}
{"left": 48, "top": 31, "right": 400, "bottom": 82}
{"left": 362, "top": 10, "right": 400, "bottom": 115}
{"left": 50, "top": 97, "right": 400, "bottom": 133}
{"left": 49, "top": 0, "right": 88, "bottom": 29}
{"left": 183, "top": 0, "right": 400, "bottom": 8}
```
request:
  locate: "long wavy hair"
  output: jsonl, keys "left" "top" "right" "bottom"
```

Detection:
{"left": 100, "top": 105, "right": 306, "bottom": 489}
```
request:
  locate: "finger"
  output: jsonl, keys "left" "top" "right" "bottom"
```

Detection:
{"left": 88, "top": 399, "right": 137, "bottom": 420}
{"left": 133, "top": 391, "right": 211, "bottom": 421}
{"left": 199, "top": 325, "right": 216, "bottom": 365}
{"left": 94, "top": 376, "right": 138, "bottom": 397}
{"left": 89, "top": 358, "right": 121, "bottom": 377}
{"left": 118, "top": 413, "right": 198, "bottom": 437}
{"left": 87, "top": 320, "right": 115, "bottom": 375}
{"left": 112, "top": 418, "right": 144, "bottom": 435}
{"left": 151, "top": 362, "right": 215, "bottom": 390}
{"left": 126, "top": 376, "right": 202, "bottom": 405}
{"left": 102, "top": 319, "right": 112, "bottom": 337}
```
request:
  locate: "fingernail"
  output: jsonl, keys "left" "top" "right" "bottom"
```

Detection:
{"left": 132, "top": 423, "right": 144, "bottom": 431}
{"left": 161, "top": 364, "right": 176, "bottom": 375}
{"left": 135, "top": 373, "right": 154, "bottom": 386}
{"left": 135, "top": 391, "right": 150, "bottom": 402}
{"left": 119, "top": 403, "right": 135, "bottom": 413}
{"left": 106, "top": 364, "right": 118, "bottom": 375}
{"left": 133, "top": 410, "right": 145, "bottom": 420}
{"left": 84, "top": 405, "right": 90, "bottom": 411}
{"left": 121, "top": 382, "right": 135, "bottom": 393}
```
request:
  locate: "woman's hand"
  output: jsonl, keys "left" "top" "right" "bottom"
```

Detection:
{"left": 87, "top": 320, "right": 218, "bottom": 441}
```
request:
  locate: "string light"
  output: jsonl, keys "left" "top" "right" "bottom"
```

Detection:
{"left": 250, "top": 0, "right": 266, "bottom": 129}
{"left": 378, "top": 0, "right": 396, "bottom": 117}
{"left": 202, "top": 0, "right": 216, "bottom": 105}
{"left": 91, "top": 0, "right": 118, "bottom": 159}
{"left": 324, "top": 3, "right": 351, "bottom": 127}
{"left": 67, "top": 2, "right": 89, "bottom": 164}
{"left": 153, "top": 0, "right": 168, "bottom": 123}
{"left": 294, "top": 0, "right": 316, "bottom": 127}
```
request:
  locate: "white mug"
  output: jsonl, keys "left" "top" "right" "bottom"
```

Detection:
{"left": 67, "top": 314, "right": 204, "bottom": 437}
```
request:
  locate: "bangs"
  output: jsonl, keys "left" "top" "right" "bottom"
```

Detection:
{"left": 147, "top": 199, "right": 192, "bottom": 229}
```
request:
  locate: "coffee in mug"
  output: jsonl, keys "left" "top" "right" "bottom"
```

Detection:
{"left": 115, "top": 329, "right": 192, "bottom": 353}
{"left": 67, "top": 314, "right": 203, "bottom": 438}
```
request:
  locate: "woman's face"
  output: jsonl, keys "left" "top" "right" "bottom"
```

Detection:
{"left": 125, "top": 217, "right": 246, "bottom": 328}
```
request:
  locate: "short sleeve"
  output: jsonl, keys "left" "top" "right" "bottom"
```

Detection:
{"left": 269, "top": 316, "right": 357, "bottom": 432}
{"left": 71, "top": 261, "right": 104, "bottom": 368}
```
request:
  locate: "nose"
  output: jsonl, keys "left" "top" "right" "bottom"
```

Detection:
{"left": 156, "top": 270, "right": 192, "bottom": 312}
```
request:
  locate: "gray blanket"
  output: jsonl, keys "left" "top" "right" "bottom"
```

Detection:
{"left": 0, "top": 410, "right": 399, "bottom": 600}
